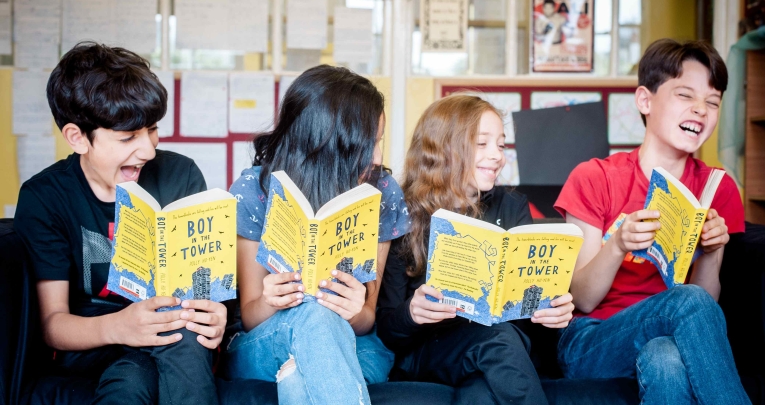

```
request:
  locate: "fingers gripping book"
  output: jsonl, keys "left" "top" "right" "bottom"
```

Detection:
{"left": 633, "top": 167, "right": 724, "bottom": 288}
{"left": 108, "top": 182, "right": 238, "bottom": 303}
{"left": 256, "top": 171, "right": 382, "bottom": 295}
{"left": 426, "top": 209, "right": 584, "bottom": 326}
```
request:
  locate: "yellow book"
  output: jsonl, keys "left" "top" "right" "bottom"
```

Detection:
{"left": 426, "top": 209, "right": 583, "bottom": 326}
{"left": 257, "top": 171, "right": 381, "bottom": 295}
{"left": 108, "top": 182, "right": 237, "bottom": 303}
{"left": 634, "top": 167, "right": 725, "bottom": 288}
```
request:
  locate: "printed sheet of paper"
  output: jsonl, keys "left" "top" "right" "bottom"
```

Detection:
{"left": 227, "top": 0, "right": 268, "bottom": 52}
{"left": 229, "top": 72, "right": 275, "bottom": 133}
{"left": 473, "top": 0, "right": 505, "bottom": 20}
{"left": 153, "top": 70, "right": 175, "bottom": 137}
{"left": 13, "top": 71, "right": 53, "bottom": 136}
{"left": 532, "top": 0, "right": 594, "bottom": 72}
{"left": 496, "top": 149, "right": 520, "bottom": 186}
{"left": 62, "top": 0, "right": 157, "bottom": 54}
{"left": 16, "top": 135, "right": 56, "bottom": 185}
{"left": 232, "top": 141, "right": 253, "bottom": 182}
{"left": 530, "top": 91, "right": 601, "bottom": 110}
{"left": 287, "top": 0, "right": 327, "bottom": 50}
{"left": 14, "top": 41, "right": 60, "bottom": 69}
{"left": 4, "top": 205, "right": 16, "bottom": 219}
{"left": 474, "top": 28, "right": 505, "bottom": 74}
{"left": 420, "top": 0, "right": 468, "bottom": 52}
{"left": 112, "top": 0, "right": 157, "bottom": 54}
{"left": 608, "top": 93, "right": 644, "bottom": 144}
{"left": 285, "top": 49, "right": 321, "bottom": 71}
{"left": 176, "top": 0, "right": 267, "bottom": 52}
{"left": 278, "top": 75, "right": 297, "bottom": 106}
{"left": 158, "top": 142, "right": 227, "bottom": 190}
{"left": 14, "top": 0, "right": 62, "bottom": 44}
{"left": 0, "top": 0, "right": 12, "bottom": 54}
{"left": 180, "top": 71, "right": 228, "bottom": 137}
{"left": 473, "top": 92, "right": 521, "bottom": 143}
{"left": 333, "top": 7, "right": 373, "bottom": 65}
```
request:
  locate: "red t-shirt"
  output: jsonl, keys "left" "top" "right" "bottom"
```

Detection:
{"left": 555, "top": 148, "right": 745, "bottom": 320}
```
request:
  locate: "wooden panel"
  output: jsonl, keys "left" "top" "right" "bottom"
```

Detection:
{"left": 745, "top": 51, "right": 765, "bottom": 224}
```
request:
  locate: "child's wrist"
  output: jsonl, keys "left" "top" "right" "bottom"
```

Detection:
{"left": 99, "top": 311, "right": 119, "bottom": 345}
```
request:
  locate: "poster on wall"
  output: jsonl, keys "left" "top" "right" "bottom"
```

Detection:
{"left": 420, "top": 0, "right": 468, "bottom": 52}
{"left": 531, "top": 0, "right": 593, "bottom": 72}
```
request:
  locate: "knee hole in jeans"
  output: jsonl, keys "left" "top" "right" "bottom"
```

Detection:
{"left": 275, "top": 355, "right": 297, "bottom": 383}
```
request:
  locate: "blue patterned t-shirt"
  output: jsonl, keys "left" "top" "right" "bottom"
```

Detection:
{"left": 231, "top": 166, "right": 410, "bottom": 242}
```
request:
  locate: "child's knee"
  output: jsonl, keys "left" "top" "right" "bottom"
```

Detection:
{"left": 637, "top": 337, "right": 686, "bottom": 378}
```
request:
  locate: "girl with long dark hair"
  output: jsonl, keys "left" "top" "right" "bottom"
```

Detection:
{"left": 223, "top": 65, "right": 409, "bottom": 404}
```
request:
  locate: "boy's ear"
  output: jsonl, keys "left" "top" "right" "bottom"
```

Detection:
{"left": 635, "top": 86, "right": 652, "bottom": 117}
{"left": 61, "top": 123, "right": 90, "bottom": 154}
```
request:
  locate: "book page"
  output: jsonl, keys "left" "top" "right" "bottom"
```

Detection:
{"left": 228, "top": 72, "right": 275, "bottom": 133}
{"left": 256, "top": 175, "right": 310, "bottom": 276}
{"left": 12, "top": 71, "right": 53, "bottom": 136}
{"left": 164, "top": 198, "right": 237, "bottom": 302}
{"left": 180, "top": 72, "right": 228, "bottom": 137}
{"left": 108, "top": 187, "right": 158, "bottom": 301}
{"left": 286, "top": 0, "right": 328, "bottom": 50}
{"left": 312, "top": 193, "right": 381, "bottom": 295}
{"left": 498, "top": 233, "right": 582, "bottom": 322}
{"left": 426, "top": 215, "right": 503, "bottom": 326}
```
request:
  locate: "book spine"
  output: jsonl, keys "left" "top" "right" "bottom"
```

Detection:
{"left": 492, "top": 234, "right": 511, "bottom": 321}
{"left": 305, "top": 219, "right": 320, "bottom": 294}
{"left": 156, "top": 215, "right": 168, "bottom": 298}
{"left": 677, "top": 208, "right": 708, "bottom": 283}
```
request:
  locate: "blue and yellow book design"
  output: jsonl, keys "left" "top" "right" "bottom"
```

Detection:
{"left": 426, "top": 209, "right": 583, "bottom": 326}
{"left": 633, "top": 168, "right": 724, "bottom": 288}
{"left": 256, "top": 171, "right": 381, "bottom": 295}
{"left": 108, "top": 182, "right": 237, "bottom": 303}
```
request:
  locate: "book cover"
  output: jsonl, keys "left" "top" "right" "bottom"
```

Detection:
{"left": 256, "top": 171, "right": 381, "bottom": 295}
{"left": 108, "top": 182, "right": 238, "bottom": 304}
{"left": 633, "top": 168, "right": 723, "bottom": 288}
{"left": 426, "top": 209, "right": 583, "bottom": 326}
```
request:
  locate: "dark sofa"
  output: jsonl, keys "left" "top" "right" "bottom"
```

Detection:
{"left": 2, "top": 217, "right": 763, "bottom": 405}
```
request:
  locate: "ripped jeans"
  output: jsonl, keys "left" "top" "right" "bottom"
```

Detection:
{"left": 222, "top": 301, "right": 394, "bottom": 404}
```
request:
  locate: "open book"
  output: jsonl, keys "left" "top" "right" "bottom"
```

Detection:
{"left": 256, "top": 171, "right": 381, "bottom": 295}
{"left": 633, "top": 167, "right": 725, "bottom": 288}
{"left": 107, "top": 182, "right": 237, "bottom": 303}
{"left": 426, "top": 209, "right": 583, "bottom": 326}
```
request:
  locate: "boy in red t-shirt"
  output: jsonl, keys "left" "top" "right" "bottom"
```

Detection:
{"left": 555, "top": 39, "right": 751, "bottom": 404}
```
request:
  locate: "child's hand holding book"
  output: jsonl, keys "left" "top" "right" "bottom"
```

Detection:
{"left": 698, "top": 209, "right": 728, "bottom": 254}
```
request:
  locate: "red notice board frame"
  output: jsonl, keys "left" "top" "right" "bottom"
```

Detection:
{"left": 158, "top": 78, "right": 282, "bottom": 188}
{"left": 437, "top": 78, "right": 639, "bottom": 150}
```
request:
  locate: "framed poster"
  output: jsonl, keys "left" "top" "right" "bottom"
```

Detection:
{"left": 532, "top": 0, "right": 594, "bottom": 72}
{"left": 420, "top": 0, "right": 468, "bottom": 52}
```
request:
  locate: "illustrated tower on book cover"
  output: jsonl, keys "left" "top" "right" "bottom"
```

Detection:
{"left": 192, "top": 267, "right": 211, "bottom": 300}
{"left": 172, "top": 288, "right": 185, "bottom": 299}
{"left": 361, "top": 259, "right": 375, "bottom": 274}
{"left": 337, "top": 257, "right": 354, "bottom": 275}
{"left": 520, "top": 285, "right": 543, "bottom": 317}
{"left": 222, "top": 274, "right": 234, "bottom": 290}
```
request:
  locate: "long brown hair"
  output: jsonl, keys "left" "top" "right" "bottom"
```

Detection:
{"left": 400, "top": 94, "right": 501, "bottom": 277}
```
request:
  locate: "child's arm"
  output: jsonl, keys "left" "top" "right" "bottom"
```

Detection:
{"left": 37, "top": 280, "right": 188, "bottom": 350}
{"left": 688, "top": 208, "right": 729, "bottom": 300}
{"left": 567, "top": 210, "right": 661, "bottom": 313}
{"left": 237, "top": 237, "right": 303, "bottom": 331}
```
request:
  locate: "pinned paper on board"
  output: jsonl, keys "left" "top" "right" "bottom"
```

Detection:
{"left": 229, "top": 73, "right": 275, "bottom": 133}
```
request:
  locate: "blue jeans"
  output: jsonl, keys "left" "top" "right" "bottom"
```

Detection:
{"left": 558, "top": 285, "right": 750, "bottom": 405}
{"left": 223, "top": 301, "right": 394, "bottom": 404}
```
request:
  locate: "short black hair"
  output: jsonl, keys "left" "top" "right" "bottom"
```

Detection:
{"left": 638, "top": 39, "right": 728, "bottom": 125}
{"left": 46, "top": 41, "right": 167, "bottom": 143}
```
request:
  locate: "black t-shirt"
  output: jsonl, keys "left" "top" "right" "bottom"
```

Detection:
{"left": 15, "top": 150, "right": 206, "bottom": 317}
{"left": 376, "top": 188, "right": 533, "bottom": 354}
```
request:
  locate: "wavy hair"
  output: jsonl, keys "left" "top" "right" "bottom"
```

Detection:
{"left": 400, "top": 94, "right": 501, "bottom": 277}
{"left": 47, "top": 41, "right": 167, "bottom": 143}
{"left": 253, "top": 65, "right": 385, "bottom": 210}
